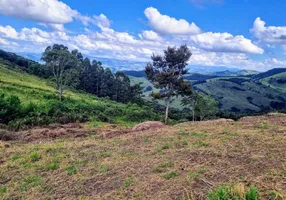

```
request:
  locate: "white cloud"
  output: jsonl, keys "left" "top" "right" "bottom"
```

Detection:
{"left": 0, "top": 0, "right": 110, "bottom": 31}
{"left": 78, "top": 14, "right": 111, "bottom": 29}
{"left": 139, "top": 30, "right": 163, "bottom": 41}
{"left": 0, "top": 0, "right": 77, "bottom": 24}
{"left": 0, "top": 25, "right": 18, "bottom": 39}
{"left": 0, "top": 23, "right": 274, "bottom": 70}
{"left": 251, "top": 17, "right": 286, "bottom": 45}
{"left": 18, "top": 28, "right": 50, "bottom": 44}
{"left": 144, "top": 7, "right": 201, "bottom": 35}
{"left": 143, "top": 7, "right": 262, "bottom": 54}
{"left": 189, "top": 32, "right": 264, "bottom": 54}
{"left": 40, "top": 23, "right": 65, "bottom": 32}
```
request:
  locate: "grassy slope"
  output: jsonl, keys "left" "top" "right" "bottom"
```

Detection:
{"left": 0, "top": 64, "right": 98, "bottom": 105}
{"left": 130, "top": 74, "right": 286, "bottom": 113}
{"left": 260, "top": 72, "right": 286, "bottom": 92}
{"left": 0, "top": 63, "right": 155, "bottom": 126}
{"left": 194, "top": 78, "right": 286, "bottom": 113}
{"left": 0, "top": 115, "right": 285, "bottom": 199}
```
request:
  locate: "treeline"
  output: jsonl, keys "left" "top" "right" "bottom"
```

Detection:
{"left": 42, "top": 44, "right": 142, "bottom": 104}
{"left": 0, "top": 45, "right": 142, "bottom": 104}
{"left": 0, "top": 49, "right": 47, "bottom": 77}
{"left": 78, "top": 59, "right": 141, "bottom": 103}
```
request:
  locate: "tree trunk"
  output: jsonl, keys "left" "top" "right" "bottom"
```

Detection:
{"left": 192, "top": 110, "right": 195, "bottom": 122}
{"left": 165, "top": 97, "right": 170, "bottom": 125}
{"left": 58, "top": 87, "right": 63, "bottom": 101}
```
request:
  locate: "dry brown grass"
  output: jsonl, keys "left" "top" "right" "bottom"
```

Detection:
{"left": 0, "top": 115, "right": 286, "bottom": 199}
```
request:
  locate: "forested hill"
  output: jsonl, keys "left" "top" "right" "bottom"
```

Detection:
{"left": 127, "top": 68, "right": 286, "bottom": 115}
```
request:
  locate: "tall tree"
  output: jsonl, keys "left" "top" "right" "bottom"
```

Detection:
{"left": 42, "top": 44, "right": 79, "bottom": 100}
{"left": 100, "top": 68, "right": 114, "bottom": 98}
{"left": 114, "top": 71, "right": 132, "bottom": 103}
{"left": 145, "top": 45, "right": 193, "bottom": 124}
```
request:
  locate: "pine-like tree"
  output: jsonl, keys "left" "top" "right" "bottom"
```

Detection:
{"left": 145, "top": 45, "right": 193, "bottom": 124}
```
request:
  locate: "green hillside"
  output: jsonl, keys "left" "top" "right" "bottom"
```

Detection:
{"left": 0, "top": 62, "right": 158, "bottom": 128}
{"left": 0, "top": 64, "right": 93, "bottom": 104}
{"left": 260, "top": 72, "right": 286, "bottom": 92}
{"left": 129, "top": 71, "right": 286, "bottom": 114}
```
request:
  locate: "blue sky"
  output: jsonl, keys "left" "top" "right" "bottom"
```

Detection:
{"left": 0, "top": 0, "right": 286, "bottom": 71}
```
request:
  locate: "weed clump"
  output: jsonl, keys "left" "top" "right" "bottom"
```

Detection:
{"left": 20, "top": 175, "right": 42, "bottom": 191}
{"left": 65, "top": 165, "right": 77, "bottom": 176}
{"left": 207, "top": 184, "right": 259, "bottom": 200}
{"left": 163, "top": 171, "right": 178, "bottom": 180}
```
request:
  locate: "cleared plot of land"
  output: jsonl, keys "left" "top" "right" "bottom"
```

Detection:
{"left": 0, "top": 115, "right": 286, "bottom": 199}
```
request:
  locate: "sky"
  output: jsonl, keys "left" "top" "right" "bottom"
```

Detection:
{"left": 1, "top": 0, "right": 286, "bottom": 71}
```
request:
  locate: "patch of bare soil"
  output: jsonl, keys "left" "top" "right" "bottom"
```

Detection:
{"left": 13, "top": 123, "right": 132, "bottom": 142}
{"left": 132, "top": 121, "right": 165, "bottom": 131}
{"left": 102, "top": 121, "right": 166, "bottom": 139}
{"left": 15, "top": 123, "right": 90, "bottom": 142}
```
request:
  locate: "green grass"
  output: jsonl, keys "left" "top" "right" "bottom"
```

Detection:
{"left": 0, "top": 62, "right": 159, "bottom": 128}
{"left": 208, "top": 184, "right": 259, "bottom": 200}
{"left": 65, "top": 165, "right": 77, "bottom": 176}
{"left": 163, "top": 171, "right": 178, "bottom": 180}
{"left": 20, "top": 175, "right": 42, "bottom": 191}
{"left": 260, "top": 72, "right": 286, "bottom": 93}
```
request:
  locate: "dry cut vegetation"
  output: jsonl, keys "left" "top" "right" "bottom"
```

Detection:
{"left": 0, "top": 114, "right": 286, "bottom": 199}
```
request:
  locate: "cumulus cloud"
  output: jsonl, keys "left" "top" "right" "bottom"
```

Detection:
{"left": 144, "top": 7, "right": 201, "bottom": 35}
{"left": 0, "top": 25, "right": 18, "bottom": 39}
{"left": 139, "top": 30, "right": 163, "bottom": 41}
{"left": 143, "top": 7, "right": 262, "bottom": 54}
{"left": 0, "top": 0, "right": 109, "bottom": 31}
{"left": 189, "top": 32, "right": 264, "bottom": 54}
{"left": 78, "top": 14, "right": 111, "bottom": 29}
{"left": 251, "top": 17, "right": 286, "bottom": 45}
{"left": 0, "top": 38, "right": 18, "bottom": 46}
{"left": 0, "top": 0, "right": 77, "bottom": 24}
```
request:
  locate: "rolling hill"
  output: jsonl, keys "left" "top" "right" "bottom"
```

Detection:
{"left": 128, "top": 69, "right": 286, "bottom": 114}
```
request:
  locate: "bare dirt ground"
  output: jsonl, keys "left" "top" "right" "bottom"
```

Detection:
{"left": 0, "top": 115, "right": 286, "bottom": 199}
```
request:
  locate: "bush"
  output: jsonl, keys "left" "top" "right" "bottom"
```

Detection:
{"left": 124, "top": 104, "right": 158, "bottom": 122}
{"left": 0, "top": 94, "right": 22, "bottom": 124}
{"left": 0, "top": 92, "right": 159, "bottom": 129}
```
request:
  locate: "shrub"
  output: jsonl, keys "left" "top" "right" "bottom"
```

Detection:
{"left": 124, "top": 104, "right": 158, "bottom": 122}
{"left": 0, "top": 94, "right": 21, "bottom": 124}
